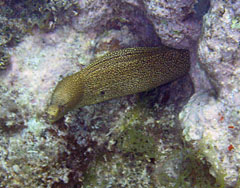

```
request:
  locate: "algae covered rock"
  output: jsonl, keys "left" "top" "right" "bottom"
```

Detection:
{"left": 180, "top": 0, "right": 240, "bottom": 187}
{"left": 1, "top": 0, "right": 238, "bottom": 187}
{"left": 142, "top": 0, "right": 205, "bottom": 47}
{"left": 0, "top": 27, "right": 95, "bottom": 187}
{"left": 0, "top": 49, "right": 10, "bottom": 70}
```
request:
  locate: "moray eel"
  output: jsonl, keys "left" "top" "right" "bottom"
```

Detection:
{"left": 47, "top": 46, "right": 190, "bottom": 122}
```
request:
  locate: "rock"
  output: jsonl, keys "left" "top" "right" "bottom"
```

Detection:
{"left": 143, "top": 0, "right": 203, "bottom": 48}
{"left": 3, "top": 0, "right": 239, "bottom": 187}
{"left": 180, "top": 0, "right": 240, "bottom": 187}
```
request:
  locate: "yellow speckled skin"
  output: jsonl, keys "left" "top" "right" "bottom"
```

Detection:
{"left": 47, "top": 47, "right": 190, "bottom": 122}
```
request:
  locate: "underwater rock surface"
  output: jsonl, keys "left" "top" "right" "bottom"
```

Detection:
{"left": 0, "top": 0, "right": 239, "bottom": 187}
{"left": 143, "top": 0, "right": 202, "bottom": 48}
{"left": 180, "top": 0, "right": 240, "bottom": 187}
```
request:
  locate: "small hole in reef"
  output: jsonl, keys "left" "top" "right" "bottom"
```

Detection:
{"left": 100, "top": 91, "right": 105, "bottom": 95}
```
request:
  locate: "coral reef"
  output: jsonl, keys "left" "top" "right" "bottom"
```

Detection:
{"left": 81, "top": 97, "right": 220, "bottom": 188}
{"left": 0, "top": 0, "right": 80, "bottom": 39}
{"left": 0, "top": 119, "right": 70, "bottom": 187}
{"left": 0, "top": 0, "right": 239, "bottom": 187}
{"left": 0, "top": 15, "right": 162, "bottom": 186}
{"left": 0, "top": 27, "right": 91, "bottom": 187}
{"left": 142, "top": 0, "right": 203, "bottom": 48}
{"left": 180, "top": 0, "right": 240, "bottom": 187}
{"left": 0, "top": 0, "right": 80, "bottom": 71}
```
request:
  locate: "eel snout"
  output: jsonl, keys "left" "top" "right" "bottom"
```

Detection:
{"left": 47, "top": 73, "right": 84, "bottom": 122}
{"left": 47, "top": 47, "right": 190, "bottom": 123}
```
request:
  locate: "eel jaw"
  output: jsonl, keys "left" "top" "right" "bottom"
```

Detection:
{"left": 46, "top": 104, "right": 62, "bottom": 123}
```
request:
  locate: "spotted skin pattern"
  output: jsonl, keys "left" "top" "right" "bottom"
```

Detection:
{"left": 47, "top": 47, "right": 190, "bottom": 122}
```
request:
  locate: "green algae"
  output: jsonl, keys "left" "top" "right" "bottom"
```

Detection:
{"left": 231, "top": 17, "right": 240, "bottom": 30}
{"left": 118, "top": 125, "right": 157, "bottom": 159}
{"left": 116, "top": 106, "right": 158, "bottom": 161}
{"left": 83, "top": 139, "right": 222, "bottom": 188}
{"left": 82, "top": 105, "right": 158, "bottom": 187}
{"left": 0, "top": 0, "right": 80, "bottom": 47}
{"left": 0, "top": 0, "right": 80, "bottom": 71}
{"left": 83, "top": 153, "right": 153, "bottom": 188}
{"left": 154, "top": 147, "right": 223, "bottom": 188}
{"left": 0, "top": 49, "right": 10, "bottom": 70}
{"left": 82, "top": 102, "right": 222, "bottom": 187}
{"left": 198, "top": 139, "right": 226, "bottom": 187}
{"left": 176, "top": 148, "right": 223, "bottom": 188}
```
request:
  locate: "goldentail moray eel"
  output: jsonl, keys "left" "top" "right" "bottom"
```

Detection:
{"left": 47, "top": 46, "right": 190, "bottom": 122}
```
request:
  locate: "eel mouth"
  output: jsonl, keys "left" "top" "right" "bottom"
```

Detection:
{"left": 46, "top": 104, "right": 62, "bottom": 123}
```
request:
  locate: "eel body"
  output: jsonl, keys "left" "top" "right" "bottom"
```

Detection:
{"left": 47, "top": 46, "right": 190, "bottom": 122}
